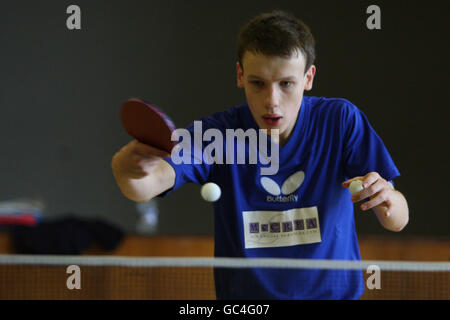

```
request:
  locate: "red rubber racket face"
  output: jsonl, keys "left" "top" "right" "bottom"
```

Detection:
{"left": 121, "top": 98, "right": 176, "bottom": 153}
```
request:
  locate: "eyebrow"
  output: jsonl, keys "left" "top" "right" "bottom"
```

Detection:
{"left": 247, "top": 74, "right": 298, "bottom": 81}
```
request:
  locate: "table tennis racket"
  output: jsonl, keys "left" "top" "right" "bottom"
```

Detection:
{"left": 121, "top": 98, "right": 176, "bottom": 153}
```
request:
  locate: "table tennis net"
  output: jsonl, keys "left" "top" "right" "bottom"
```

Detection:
{"left": 0, "top": 255, "right": 448, "bottom": 300}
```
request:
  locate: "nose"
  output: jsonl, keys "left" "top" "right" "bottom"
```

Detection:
{"left": 264, "top": 85, "right": 280, "bottom": 111}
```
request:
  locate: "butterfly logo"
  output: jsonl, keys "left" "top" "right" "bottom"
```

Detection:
{"left": 260, "top": 171, "right": 305, "bottom": 202}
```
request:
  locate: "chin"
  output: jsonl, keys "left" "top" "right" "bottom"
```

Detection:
{"left": 268, "top": 127, "right": 282, "bottom": 136}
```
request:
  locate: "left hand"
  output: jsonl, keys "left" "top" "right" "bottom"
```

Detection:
{"left": 342, "top": 172, "right": 395, "bottom": 217}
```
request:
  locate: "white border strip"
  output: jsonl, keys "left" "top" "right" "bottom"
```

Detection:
{"left": 0, "top": 254, "right": 449, "bottom": 272}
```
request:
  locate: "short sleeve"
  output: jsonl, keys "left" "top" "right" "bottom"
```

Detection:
{"left": 342, "top": 103, "right": 400, "bottom": 182}
{"left": 157, "top": 120, "right": 214, "bottom": 197}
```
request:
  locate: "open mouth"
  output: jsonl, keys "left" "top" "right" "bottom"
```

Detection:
{"left": 262, "top": 115, "right": 283, "bottom": 126}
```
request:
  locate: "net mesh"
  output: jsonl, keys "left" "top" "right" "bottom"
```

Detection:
{"left": 0, "top": 255, "right": 448, "bottom": 300}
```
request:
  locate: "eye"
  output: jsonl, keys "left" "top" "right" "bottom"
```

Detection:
{"left": 280, "top": 81, "right": 293, "bottom": 88}
{"left": 250, "top": 80, "right": 264, "bottom": 87}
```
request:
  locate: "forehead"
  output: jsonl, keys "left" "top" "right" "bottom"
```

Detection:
{"left": 241, "top": 51, "right": 306, "bottom": 78}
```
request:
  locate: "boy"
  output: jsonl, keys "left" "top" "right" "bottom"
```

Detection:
{"left": 112, "top": 11, "right": 408, "bottom": 299}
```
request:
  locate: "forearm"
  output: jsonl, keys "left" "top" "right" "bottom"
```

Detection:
{"left": 372, "top": 189, "right": 409, "bottom": 232}
{"left": 113, "top": 173, "right": 158, "bottom": 202}
{"left": 112, "top": 159, "right": 175, "bottom": 202}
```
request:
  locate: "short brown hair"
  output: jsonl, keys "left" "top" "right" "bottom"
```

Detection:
{"left": 237, "top": 10, "right": 316, "bottom": 74}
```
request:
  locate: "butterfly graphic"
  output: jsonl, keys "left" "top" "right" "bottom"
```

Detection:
{"left": 260, "top": 171, "right": 305, "bottom": 196}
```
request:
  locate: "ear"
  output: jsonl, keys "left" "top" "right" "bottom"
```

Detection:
{"left": 303, "top": 65, "right": 316, "bottom": 91}
{"left": 237, "top": 62, "right": 244, "bottom": 88}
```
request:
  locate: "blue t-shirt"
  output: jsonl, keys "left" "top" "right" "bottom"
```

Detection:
{"left": 161, "top": 96, "right": 400, "bottom": 299}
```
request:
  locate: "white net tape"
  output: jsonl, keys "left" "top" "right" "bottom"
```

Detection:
{"left": 1, "top": 254, "right": 449, "bottom": 272}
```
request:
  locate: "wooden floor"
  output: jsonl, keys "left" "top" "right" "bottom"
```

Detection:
{"left": 3, "top": 234, "right": 448, "bottom": 260}
{"left": 0, "top": 233, "right": 448, "bottom": 300}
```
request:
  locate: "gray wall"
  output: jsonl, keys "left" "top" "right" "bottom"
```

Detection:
{"left": 1, "top": 1, "right": 448, "bottom": 237}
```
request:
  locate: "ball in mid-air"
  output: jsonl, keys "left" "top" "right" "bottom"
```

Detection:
{"left": 201, "top": 182, "right": 221, "bottom": 202}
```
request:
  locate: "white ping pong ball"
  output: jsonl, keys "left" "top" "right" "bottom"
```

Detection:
{"left": 201, "top": 183, "right": 221, "bottom": 202}
{"left": 349, "top": 180, "right": 364, "bottom": 195}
